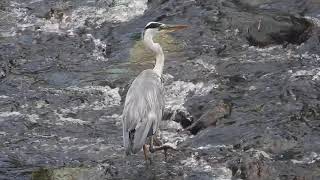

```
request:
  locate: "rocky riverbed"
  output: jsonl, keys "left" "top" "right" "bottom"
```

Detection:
{"left": 0, "top": 0, "right": 320, "bottom": 179}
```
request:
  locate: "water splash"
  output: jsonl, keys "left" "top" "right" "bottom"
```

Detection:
{"left": 86, "top": 34, "right": 108, "bottom": 61}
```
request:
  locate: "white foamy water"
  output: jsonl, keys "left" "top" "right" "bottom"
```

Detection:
{"left": 86, "top": 34, "right": 108, "bottom": 61}
{"left": 0, "top": 30, "right": 16, "bottom": 38}
{"left": 70, "top": 0, "right": 148, "bottom": 29}
{"left": 165, "top": 80, "right": 216, "bottom": 112}
{"left": 26, "top": 114, "right": 39, "bottom": 123}
{"left": 305, "top": 16, "right": 320, "bottom": 27}
{"left": 160, "top": 80, "right": 217, "bottom": 146}
{"left": 159, "top": 120, "right": 188, "bottom": 146}
{"left": 197, "top": 144, "right": 233, "bottom": 150}
{"left": 290, "top": 68, "right": 320, "bottom": 81}
{"left": 250, "top": 45, "right": 283, "bottom": 52}
{"left": 246, "top": 45, "right": 292, "bottom": 63}
{"left": 101, "top": 114, "right": 122, "bottom": 126}
{"left": 43, "top": 85, "right": 121, "bottom": 110}
{"left": 65, "top": 85, "right": 121, "bottom": 110}
{"left": 55, "top": 110, "right": 89, "bottom": 125}
{"left": 0, "top": 95, "right": 10, "bottom": 99}
{"left": 291, "top": 152, "right": 320, "bottom": 164}
{"left": 59, "top": 136, "right": 78, "bottom": 142}
{"left": 6, "top": 0, "right": 148, "bottom": 35}
{"left": 0, "top": 111, "right": 22, "bottom": 118}
{"left": 181, "top": 154, "right": 232, "bottom": 179}
{"left": 247, "top": 148, "right": 272, "bottom": 159}
{"left": 40, "top": 85, "right": 121, "bottom": 125}
{"left": 195, "top": 59, "right": 217, "bottom": 73}
{"left": 41, "top": 21, "right": 64, "bottom": 34}
{"left": 0, "top": 112, "right": 40, "bottom": 124}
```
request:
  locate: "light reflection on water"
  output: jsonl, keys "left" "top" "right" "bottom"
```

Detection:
{"left": 100, "top": 32, "right": 185, "bottom": 83}
{"left": 128, "top": 33, "right": 184, "bottom": 73}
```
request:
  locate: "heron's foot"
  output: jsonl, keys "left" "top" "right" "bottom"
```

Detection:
{"left": 149, "top": 143, "right": 177, "bottom": 153}
{"left": 149, "top": 143, "right": 177, "bottom": 160}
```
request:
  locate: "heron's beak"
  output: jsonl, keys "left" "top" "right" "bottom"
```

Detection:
{"left": 161, "top": 24, "right": 188, "bottom": 33}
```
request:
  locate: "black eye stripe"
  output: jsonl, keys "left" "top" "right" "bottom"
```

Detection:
{"left": 145, "top": 22, "right": 163, "bottom": 29}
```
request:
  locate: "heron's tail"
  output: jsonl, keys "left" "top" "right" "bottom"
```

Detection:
{"left": 123, "top": 118, "right": 153, "bottom": 155}
{"left": 123, "top": 127, "right": 132, "bottom": 155}
{"left": 123, "top": 126, "right": 140, "bottom": 155}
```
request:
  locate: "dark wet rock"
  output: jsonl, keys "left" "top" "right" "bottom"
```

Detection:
{"left": 184, "top": 94, "right": 212, "bottom": 120}
{"left": 298, "top": 27, "right": 320, "bottom": 55}
{"left": 229, "top": 150, "right": 320, "bottom": 180}
{"left": 168, "top": 109, "right": 193, "bottom": 128}
{"left": 186, "top": 99, "right": 232, "bottom": 135}
{"left": 235, "top": 0, "right": 320, "bottom": 16}
{"left": 247, "top": 14, "right": 312, "bottom": 47}
{"left": 281, "top": 76, "right": 320, "bottom": 104}
{"left": 231, "top": 151, "right": 277, "bottom": 180}
{"left": 290, "top": 103, "right": 320, "bottom": 132}
{"left": 215, "top": 44, "right": 227, "bottom": 56}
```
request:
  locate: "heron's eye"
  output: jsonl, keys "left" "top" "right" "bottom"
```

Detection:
{"left": 159, "top": 25, "right": 166, "bottom": 31}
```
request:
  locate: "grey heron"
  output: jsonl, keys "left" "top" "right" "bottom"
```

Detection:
{"left": 122, "top": 22, "right": 188, "bottom": 160}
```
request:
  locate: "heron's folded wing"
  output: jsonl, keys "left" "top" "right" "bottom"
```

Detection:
{"left": 122, "top": 70, "right": 164, "bottom": 134}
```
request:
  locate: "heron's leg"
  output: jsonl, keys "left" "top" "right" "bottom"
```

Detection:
{"left": 149, "top": 144, "right": 177, "bottom": 152}
{"left": 149, "top": 134, "right": 177, "bottom": 160}
{"left": 148, "top": 137, "right": 154, "bottom": 164}
{"left": 150, "top": 137, "right": 154, "bottom": 150}
{"left": 149, "top": 135, "right": 177, "bottom": 154}
{"left": 143, "top": 144, "right": 148, "bottom": 161}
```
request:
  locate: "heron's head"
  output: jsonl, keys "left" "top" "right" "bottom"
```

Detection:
{"left": 142, "top": 22, "right": 188, "bottom": 40}
{"left": 142, "top": 22, "right": 188, "bottom": 53}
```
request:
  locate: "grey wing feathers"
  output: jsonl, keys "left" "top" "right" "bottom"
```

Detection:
{"left": 122, "top": 69, "right": 164, "bottom": 154}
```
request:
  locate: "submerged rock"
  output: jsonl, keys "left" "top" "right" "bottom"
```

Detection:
{"left": 247, "top": 14, "right": 312, "bottom": 47}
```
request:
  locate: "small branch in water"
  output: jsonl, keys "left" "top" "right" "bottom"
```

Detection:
{"left": 257, "top": 18, "right": 262, "bottom": 32}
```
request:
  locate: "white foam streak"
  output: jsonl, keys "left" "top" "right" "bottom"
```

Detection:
{"left": 195, "top": 59, "right": 216, "bottom": 73}
{"left": 69, "top": 0, "right": 148, "bottom": 28}
{"left": 305, "top": 16, "right": 320, "bottom": 27}
{"left": 290, "top": 68, "right": 320, "bottom": 81}
{"left": 197, "top": 144, "right": 232, "bottom": 150}
{"left": 0, "top": 111, "right": 22, "bottom": 118}
{"left": 86, "top": 34, "right": 108, "bottom": 61}
{"left": 7, "top": 0, "right": 148, "bottom": 35}
{"left": 165, "top": 81, "right": 215, "bottom": 111}
{"left": 181, "top": 154, "right": 232, "bottom": 179}
{"left": 291, "top": 152, "right": 320, "bottom": 164}
{"left": 55, "top": 110, "right": 88, "bottom": 125}
{"left": 66, "top": 85, "right": 121, "bottom": 109}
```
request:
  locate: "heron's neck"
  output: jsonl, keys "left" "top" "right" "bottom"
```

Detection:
{"left": 144, "top": 34, "right": 164, "bottom": 77}
{"left": 153, "top": 49, "right": 164, "bottom": 77}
